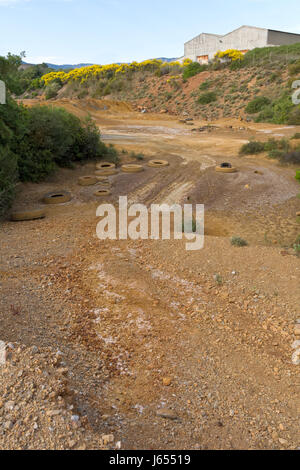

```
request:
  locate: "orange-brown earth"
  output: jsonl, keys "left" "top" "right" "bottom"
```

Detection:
{"left": 0, "top": 99, "right": 299, "bottom": 450}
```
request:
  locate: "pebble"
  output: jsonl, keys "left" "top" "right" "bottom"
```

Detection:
{"left": 101, "top": 434, "right": 114, "bottom": 445}
{"left": 162, "top": 377, "right": 172, "bottom": 386}
{"left": 279, "top": 438, "right": 288, "bottom": 446}
{"left": 46, "top": 410, "right": 62, "bottom": 417}
{"left": 156, "top": 408, "right": 178, "bottom": 420}
{"left": 292, "top": 350, "right": 300, "bottom": 366}
{"left": 295, "top": 325, "right": 300, "bottom": 336}
{"left": 71, "top": 415, "right": 80, "bottom": 423}
{"left": 3, "top": 421, "right": 13, "bottom": 430}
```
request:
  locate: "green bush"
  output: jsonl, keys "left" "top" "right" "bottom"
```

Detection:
{"left": 288, "top": 60, "right": 300, "bottom": 76}
{"left": 198, "top": 91, "right": 217, "bottom": 105}
{"left": 264, "top": 138, "right": 290, "bottom": 153}
{"left": 0, "top": 146, "right": 18, "bottom": 218}
{"left": 239, "top": 138, "right": 291, "bottom": 157}
{"left": 0, "top": 95, "right": 25, "bottom": 217}
{"left": 293, "top": 235, "right": 300, "bottom": 256}
{"left": 231, "top": 236, "right": 248, "bottom": 247}
{"left": 295, "top": 170, "right": 300, "bottom": 182}
{"left": 17, "top": 106, "right": 111, "bottom": 182}
{"left": 245, "top": 96, "right": 271, "bottom": 114}
{"left": 288, "top": 107, "right": 300, "bottom": 125}
{"left": 254, "top": 94, "right": 296, "bottom": 124}
{"left": 182, "top": 62, "right": 207, "bottom": 80}
{"left": 280, "top": 151, "right": 300, "bottom": 165}
{"left": 239, "top": 140, "right": 265, "bottom": 155}
{"left": 199, "top": 80, "right": 211, "bottom": 91}
{"left": 45, "top": 82, "right": 61, "bottom": 100}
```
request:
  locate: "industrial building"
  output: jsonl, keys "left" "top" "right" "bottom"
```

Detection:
{"left": 184, "top": 25, "right": 300, "bottom": 63}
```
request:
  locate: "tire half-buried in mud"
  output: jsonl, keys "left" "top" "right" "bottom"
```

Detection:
{"left": 215, "top": 165, "right": 237, "bottom": 173}
{"left": 94, "top": 189, "right": 111, "bottom": 197}
{"left": 121, "top": 164, "right": 144, "bottom": 173}
{"left": 147, "top": 159, "right": 169, "bottom": 168}
{"left": 95, "top": 169, "right": 118, "bottom": 176}
{"left": 96, "top": 162, "right": 116, "bottom": 171}
{"left": 78, "top": 176, "right": 98, "bottom": 186}
{"left": 11, "top": 208, "right": 46, "bottom": 222}
{"left": 43, "top": 191, "right": 72, "bottom": 205}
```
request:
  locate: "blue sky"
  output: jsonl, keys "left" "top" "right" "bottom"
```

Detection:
{"left": 1, "top": 0, "right": 300, "bottom": 64}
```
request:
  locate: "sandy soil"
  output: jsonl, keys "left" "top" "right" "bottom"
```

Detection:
{"left": 0, "top": 99, "right": 300, "bottom": 450}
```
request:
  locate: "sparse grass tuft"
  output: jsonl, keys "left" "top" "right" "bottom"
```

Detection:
{"left": 231, "top": 236, "right": 248, "bottom": 247}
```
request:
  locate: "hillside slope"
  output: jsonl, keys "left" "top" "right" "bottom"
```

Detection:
{"left": 24, "top": 45, "right": 300, "bottom": 124}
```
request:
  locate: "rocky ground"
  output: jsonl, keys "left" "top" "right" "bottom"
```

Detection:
{"left": 0, "top": 105, "right": 299, "bottom": 450}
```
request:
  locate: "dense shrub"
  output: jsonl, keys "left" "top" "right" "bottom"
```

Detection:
{"left": 239, "top": 137, "right": 300, "bottom": 163}
{"left": 198, "top": 91, "right": 217, "bottom": 104}
{"left": 17, "top": 106, "right": 112, "bottom": 182}
{"left": 288, "top": 107, "right": 300, "bottom": 125}
{"left": 0, "top": 146, "right": 18, "bottom": 218}
{"left": 239, "top": 141, "right": 265, "bottom": 155}
{"left": 245, "top": 96, "right": 271, "bottom": 114}
{"left": 254, "top": 94, "right": 297, "bottom": 125}
{"left": 280, "top": 151, "right": 300, "bottom": 165}
{"left": 182, "top": 62, "right": 207, "bottom": 80}
{"left": 0, "top": 95, "right": 26, "bottom": 217}
{"left": 264, "top": 138, "right": 290, "bottom": 153}
{"left": 295, "top": 170, "right": 300, "bottom": 182}
{"left": 45, "top": 82, "right": 61, "bottom": 100}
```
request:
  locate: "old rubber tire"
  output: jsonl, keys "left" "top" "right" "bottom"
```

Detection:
{"left": 95, "top": 169, "right": 118, "bottom": 176}
{"left": 96, "top": 162, "right": 116, "bottom": 170}
{"left": 121, "top": 164, "right": 144, "bottom": 173}
{"left": 96, "top": 176, "right": 109, "bottom": 182}
{"left": 11, "top": 208, "right": 46, "bottom": 222}
{"left": 94, "top": 189, "right": 111, "bottom": 197}
{"left": 78, "top": 176, "right": 98, "bottom": 186}
{"left": 148, "top": 159, "right": 169, "bottom": 168}
{"left": 43, "top": 191, "right": 72, "bottom": 205}
{"left": 215, "top": 166, "right": 237, "bottom": 173}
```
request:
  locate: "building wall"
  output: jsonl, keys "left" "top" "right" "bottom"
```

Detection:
{"left": 268, "top": 29, "right": 300, "bottom": 46}
{"left": 184, "top": 26, "right": 269, "bottom": 62}
{"left": 184, "top": 34, "right": 221, "bottom": 62}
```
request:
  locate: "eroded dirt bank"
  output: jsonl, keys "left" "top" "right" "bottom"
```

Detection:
{"left": 0, "top": 100, "right": 300, "bottom": 449}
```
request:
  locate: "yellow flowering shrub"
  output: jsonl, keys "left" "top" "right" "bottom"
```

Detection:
{"left": 41, "top": 60, "right": 185, "bottom": 86}
{"left": 215, "top": 49, "right": 244, "bottom": 62}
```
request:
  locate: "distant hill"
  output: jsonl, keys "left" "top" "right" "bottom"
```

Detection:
{"left": 21, "top": 62, "right": 94, "bottom": 70}
{"left": 21, "top": 59, "right": 179, "bottom": 70}
{"left": 155, "top": 57, "right": 179, "bottom": 62}
{"left": 46, "top": 63, "right": 94, "bottom": 70}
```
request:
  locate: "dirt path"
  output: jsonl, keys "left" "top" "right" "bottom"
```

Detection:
{"left": 1, "top": 101, "right": 300, "bottom": 449}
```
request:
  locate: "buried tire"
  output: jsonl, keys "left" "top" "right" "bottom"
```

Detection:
{"left": 121, "top": 164, "right": 144, "bottom": 173}
{"left": 43, "top": 190, "right": 72, "bottom": 205}
{"left": 215, "top": 163, "right": 237, "bottom": 173}
{"left": 147, "top": 159, "right": 169, "bottom": 168}
{"left": 94, "top": 189, "right": 111, "bottom": 197}
{"left": 11, "top": 208, "right": 46, "bottom": 222}
{"left": 78, "top": 176, "right": 98, "bottom": 186}
{"left": 95, "top": 169, "right": 118, "bottom": 176}
{"left": 96, "top": 162, "right": 116, "bottom": 171}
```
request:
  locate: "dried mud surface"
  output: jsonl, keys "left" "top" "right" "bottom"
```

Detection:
{"left": 1, "top": 100, "right": 300, "bottom": 450}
